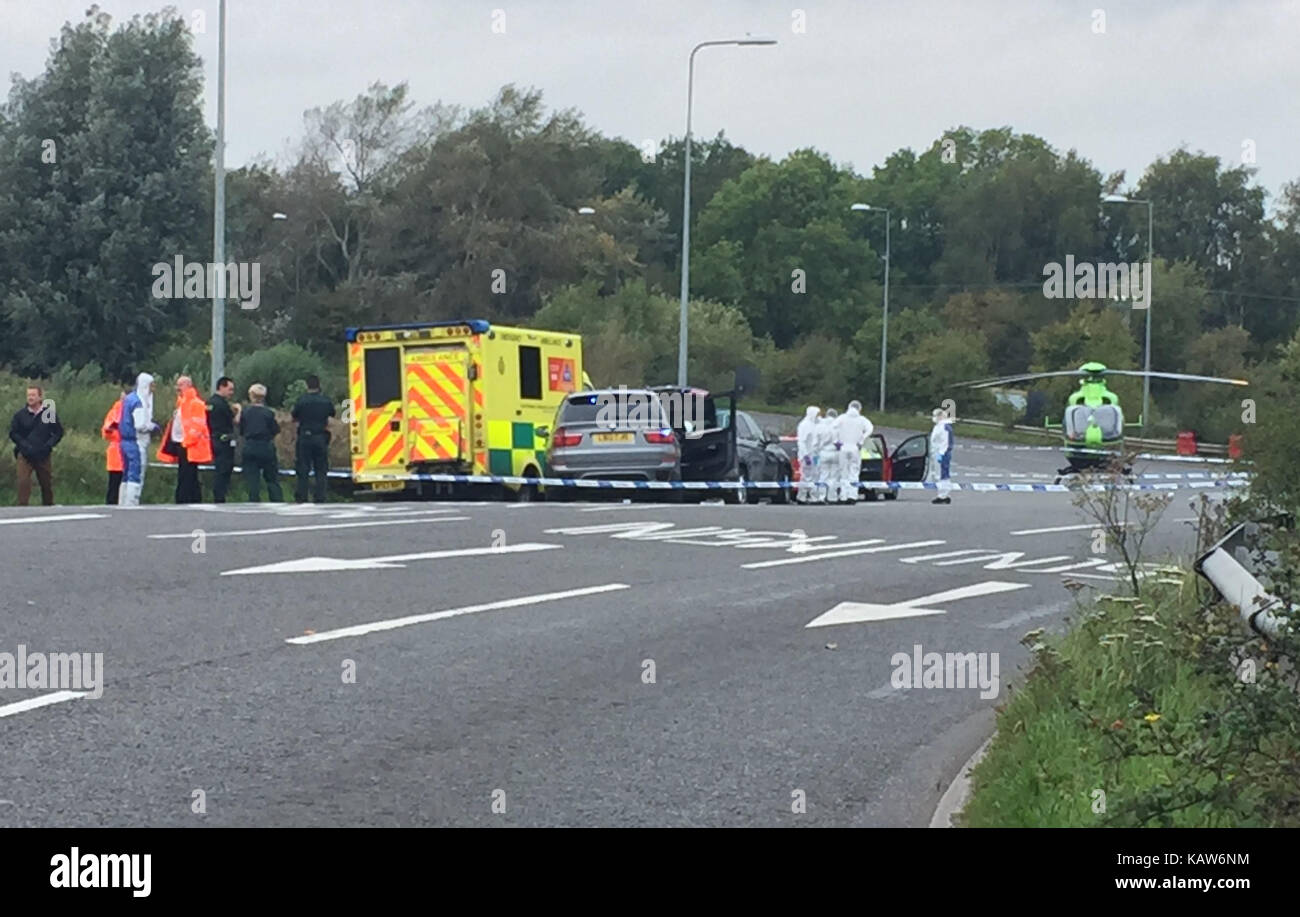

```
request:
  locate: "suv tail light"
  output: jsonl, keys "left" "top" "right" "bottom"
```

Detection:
{"left": 552, "top": 428, "right": 583, "bottom": 447}
{"left": 644, "top": 429, "right": 675, "bottom": 444}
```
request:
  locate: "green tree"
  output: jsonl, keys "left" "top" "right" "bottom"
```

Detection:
{"left": 1030, "top": 301, "right": 1141, "bottom": 410}
{"left": 0, "top": 6, "right": 210, "bottom": 378}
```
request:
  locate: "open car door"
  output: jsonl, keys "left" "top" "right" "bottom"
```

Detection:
{"left": 667, "top": 389, "right": 736, "bottom": 482}
{"left": 891, "top": 434, "right": 929, "bottom": 481}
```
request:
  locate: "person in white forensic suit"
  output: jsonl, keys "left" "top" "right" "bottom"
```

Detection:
{"left": 817, "top": 407, "right": 841, "bottom": 504}
{"left": 835, "top": 400, "right": 874, "bottom": 504}
{"left": 925, "top": 407, "right": 954, "bottom": 504}
{"left": 795, "top": 406, "right": 822, "bottom": 504}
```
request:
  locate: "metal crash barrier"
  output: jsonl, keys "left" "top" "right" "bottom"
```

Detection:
{"left": 1194, "top": 518, "right": 1296, "bottom": 641}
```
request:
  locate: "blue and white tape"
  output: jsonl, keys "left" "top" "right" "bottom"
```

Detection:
{"left": 356, "top": 471, "right": 1250, "bottom": 494}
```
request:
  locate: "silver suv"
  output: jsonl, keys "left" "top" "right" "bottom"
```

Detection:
{"left": 545, "top": 389, "right": 682, "bottom": 485}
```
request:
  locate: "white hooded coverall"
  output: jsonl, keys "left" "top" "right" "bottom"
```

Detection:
{"left": 835, "top": 405, "right": 874, "bottom": 502}
{"left": 926, "top": 415, "right": 954, "bottom": 500}
{"left": 118, "top": 372, "right": 157, "bottom": 506}
{"left": 817, "top": 411, "right": 840, "bottom": 502}
{"left": 795, "top": 406, "right": 821, "bottom": 503}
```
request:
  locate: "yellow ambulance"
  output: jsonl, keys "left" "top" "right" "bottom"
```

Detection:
{"left": 345, "top": 319, "right": 585, "bottom": 498}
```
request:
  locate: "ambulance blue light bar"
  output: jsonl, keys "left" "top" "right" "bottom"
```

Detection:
{"left": 345, "top": 320, "right": 491, "bottom": 341}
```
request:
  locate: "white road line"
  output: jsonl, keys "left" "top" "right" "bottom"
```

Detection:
{"left": 149, "top": 516, "right": 468, "bottom": 539}
{"left": 0, "top": 513, "right": 107, "bottom": 526}
{"left": 286, "top": 583, "right": 630, "bottom": 644}
{"left": 895, "top": 581, "right": 1032, "bottom": 607}
{"left": 0, "top": 690, "right": 89, "bottom": 718}
{"left": 742, "top": 540, "right": 946, "bottom": 569}
{"left": 221, "top": 542, "right": 561, "bottom": 575}
{"left": 1010, "top": 522, "right": 1131, "bottom": 536}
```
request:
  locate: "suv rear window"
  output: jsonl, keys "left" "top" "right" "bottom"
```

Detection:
{"left": 661, "top": 392, "right": 717, "bottom": 433}
{"left": 560, "top": 392, "right": 666, "bottom": 428}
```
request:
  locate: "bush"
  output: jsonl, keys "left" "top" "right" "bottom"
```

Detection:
{"left": 229, "top": 343, "right": 326, "bottom": 407}
{"left": 148, "top": 345, "right": 211, "bottom": 391}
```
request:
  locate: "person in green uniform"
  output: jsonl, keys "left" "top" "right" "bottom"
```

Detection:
{"left": 238, "top": 383, "right": 282, "bottom": 502}
{"left": 291, "top": 374, "right": 336, "bottom": 503}
{"left": 206, "top": 376, "right": 239, "bottom": 503}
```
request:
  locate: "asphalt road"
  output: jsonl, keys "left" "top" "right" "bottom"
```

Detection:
{"left": 0, "top": 451, "right": 1229, "bottom": 826}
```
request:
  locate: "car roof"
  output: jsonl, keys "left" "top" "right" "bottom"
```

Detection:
{"left": 647, "top": 384, "right": 711, "bottom": 396}
{"left": 566, "top": 388, "right": 659, "bottom": 398}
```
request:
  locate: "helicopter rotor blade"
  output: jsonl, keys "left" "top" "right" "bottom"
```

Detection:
{"left": 1102, "top": 370, "right": 1249, "bottom": 386}
{"left": 952, "top": 371, "right": 1092, "bottom": 389}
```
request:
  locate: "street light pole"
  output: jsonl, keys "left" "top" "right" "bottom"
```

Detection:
{"left": 850, "top": 203, "right": 890, "bottom": 412}
{"left": 1143, "top": 199, "right": 1153, "bottom": 431}
{"left": 678, "top": 37, "right": 775, "bottom": 387}
{"left": 211, "top": 0, "right": 227, "bottom": 389}
{"left": 1103, "top": 194, "right": 1154, "bottom": 430}
{"left": 881, "top": 211, "right": 890, "bottom": 413}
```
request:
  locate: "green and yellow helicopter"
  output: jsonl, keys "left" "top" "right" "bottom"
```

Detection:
{"left": 956, "top": 362, "right": 1248, "bottom": 478}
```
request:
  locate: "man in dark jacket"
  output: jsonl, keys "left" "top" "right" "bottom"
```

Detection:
{"left": 207, "top": 376, "right": 239, "bottom": 503}
{"left": 9, "top": 385, "right": 64, "bottom": 506}
{"left": 291, "top": 374, "right": 336, "bottom": 503}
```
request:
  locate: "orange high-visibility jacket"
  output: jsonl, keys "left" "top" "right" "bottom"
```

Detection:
{"left": 156, "top": 389, "right": 214, "bottom": 463}
{"left": 102, "top": 398, "right": 124, "bottom": 472}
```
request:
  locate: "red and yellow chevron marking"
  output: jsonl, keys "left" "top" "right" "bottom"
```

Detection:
{"left": 348, "top": 342, "right": 365, "bottom": 466}
{"left": 366, "top": 407, "right": 404, "bottom": 467}
{"left": 405, "top": 360, "right": 468, "bottom": 463}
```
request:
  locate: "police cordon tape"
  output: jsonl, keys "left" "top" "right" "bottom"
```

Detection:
{"left": 149, "top": 463, "right": 1248, "bottom": 493}
{"left": 951, "top": 471, "right": 1249, "bottom": 481}
{"left": 355, "top": 470, "right": 1251, "bottom": 494}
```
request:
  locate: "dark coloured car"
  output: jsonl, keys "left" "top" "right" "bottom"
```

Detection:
{"left": 715, "top": 408, "right": 793, "bottom": 504}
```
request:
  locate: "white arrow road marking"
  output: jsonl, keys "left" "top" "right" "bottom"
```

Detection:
{"left": 0, "top": 690, "right": 89, "bottom": 718}
{"left": 805, "top": 580, "right": 1030, "bottom": 629}
{"left": 150, "top": 515, "right": 468, "bottom": 540}
{"left": 287, "top": 583, "right": 630, "bottom": 644}
{"left": 221, "top": 542, "right": 561, "bottom": 575}
{"left": 742, "top": 540, "right": 946, "bottom": 569}
{"left": 0, "top": 513, "right": 107, "bottom": 526}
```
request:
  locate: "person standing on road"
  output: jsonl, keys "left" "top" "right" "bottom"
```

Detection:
{"left": 818, "top": 407, "right": 841, "bottom": 504}
{"left": 117, "top": 373, "right": 159, "bottom": 506}
{"left": 158, "top": 376, "right": 213, "bottom": 504}
{"left": 291, "top": 374, "right": 335, "bottom": 503}
{"left": 835, "top": 400, "right": 874, "bottom": 504}
{"left": 795, "top": 406, "right": 821, "bottom": 504}
{"left": 8, "top": 385, "right": 64, "bottom": 506}
{"left": 926, "top": 407, "right": 954, "bottom": 505}
{"left": 207, "top": 376, "right": 239, "bottom": 504}
{"left": 239, "top": 383, "right": 283, "bottom": 502}
{"left": 101, "top": 383, "right": 130, "bottom": 505}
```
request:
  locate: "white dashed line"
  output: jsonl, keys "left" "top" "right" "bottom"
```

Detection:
{"left": 0, "top": 691, "right": 89, "bottom": 718}
{"left": 149, "top": 515, "right": 468, "bottom": 539}
{"left": 286, "top": 583, "right": 631, "bottom": 644}
{"left": 0, "top": 514, "right": 107, "bottom": 526}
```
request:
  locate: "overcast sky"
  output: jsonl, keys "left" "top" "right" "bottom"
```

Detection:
{"left": 5, "top": 0, "right": 1298, "bottom": 208}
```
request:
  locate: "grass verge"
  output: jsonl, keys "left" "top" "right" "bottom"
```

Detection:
{"left": 960, "top": 577, "right": 1300, "bottom": 827}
